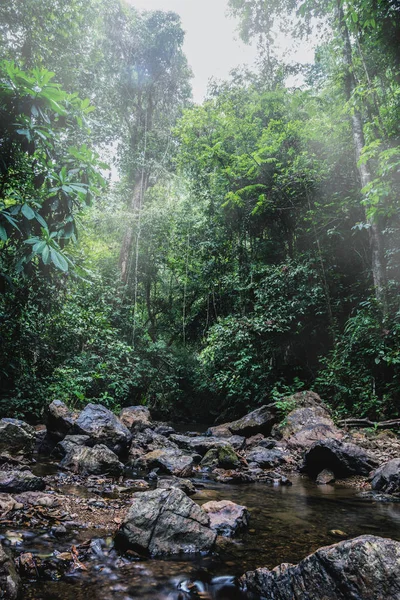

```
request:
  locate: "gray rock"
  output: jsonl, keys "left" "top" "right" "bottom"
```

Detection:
{"left": 154, "top": 424, "right": 176, "bottom": 437}
{"left": 0, "top": 542, "right": 20, "bottom": 599}
{"left": 157, "top": 476, "right": 197, "bottom": 496}
{"left": 240, "top": 535, "right": 400, "bottom": 599}
{"left": 200, "top": 445, "right": 241, "bottom": 470}
{"left": 136, "top": 448, "right": 193, "bottom": 477}
{"left": 53, "top": 435, "right": 90, "bottom": 457}
{"left": 60, "top": 444, "right": 123, "bottom": 476}
{"left": 14, "top": 492, "right": 63, "bottom": 508}
{"left": 245, "top": 446, "right": 286, "bottom": 468}
{"left": 0, "top": 470, "right": 45, "bottom": 493}
{"left": 115, "top": 487, "right": 216, "bottom": 556}
{"left": 170, "top": 434, "right": 243, "bottom": 455}
{"left": 0, "top": 494, "right": 21, "bottom": 515}
{"left": 202, "top": 500, "right": 249, "bottom": 537}
{"left": 316, "top": 469, "right": 336, "bottom": 485}
{"left": 120, "top": 406, "right": 152, "bottom": 431}
{"left": 303, "top": 438, "right": 377, "bottom": 478}
{"left": 371, "top": 458, "right": 400, "bottom": 495}
{"left": 228, "top": 404, "right": 279, "bottom": 437}
{"left": 46, "top": 400, "right": 77, "bottom": 441}
{"left": 72, "top": 403, "right": 131, "bottom": 455}
{"left": 0, "top": 419, "right": 36, "bottom": 456}
{"left": 278, "top": 405, "right": 342, "bottom": 449}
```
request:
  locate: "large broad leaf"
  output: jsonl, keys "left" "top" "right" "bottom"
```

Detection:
{"left": 41, "top": 245, "right": 51, "bottom": 265}
{"left": 0, "top": 224, "right": 7, "bottom": 241}
{"left": 34, "top": 212, "right": 48, "bottom": 230}
{"left": 50, "top": 248, "right": 68, "bottom": 272}
{"left": 21, "top": 204, "right": 35, "bottom": 220}
{"left": 32, "top": 241, "right": 47, "bottom": 253}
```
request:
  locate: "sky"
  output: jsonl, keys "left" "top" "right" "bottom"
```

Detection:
{"left": 125, "top": 0, "right": 316, "bottom": 103}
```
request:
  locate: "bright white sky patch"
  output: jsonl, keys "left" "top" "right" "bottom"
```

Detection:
{"left": 124, "top": 0, "right": 316, "bottom": 103}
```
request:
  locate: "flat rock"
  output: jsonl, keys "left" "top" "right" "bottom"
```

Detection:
{"left": 0, "top": 419, "right": 36, "bottom": 456}
{"left": 120, "top": 406, "right": 152, "bottom": 431}
{"left": 245, "top": 446, "right": 286, "bottom": 468}
{"left": 202, "top": 500, "right": 249, "bottom": 537}
{"left": 72, "top": 403, "right": 131, "bottom": 455}
{"left": 371, "top": 458, "right": 400, "bottom": 495}
{"left": 0, "top": 542, "right": 20, "bottom": 599}
{"left": 240, "top": 535, "right": 400, "bottom": 599}
{"left": 0, "top": 470, "right": 45, "bottom": 493}
{"left": 170, "top": 434, "right": 243, "bottom": 455}
{"left": 303, "top": 438, "right": 377, "bottom": 478}
{"left": 13, "top": 492, "right": 63, "bottom": 507}
{"left": 136, "top": 448, "right": 193, "bottom": 477}
{"left": 60, "top": 444, "right": 124, "bottom": 476}
{"left": 115, "top": 487, "right": 216, "bottom": 556}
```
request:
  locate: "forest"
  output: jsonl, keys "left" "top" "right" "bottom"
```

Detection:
{"left": 0, "top": 0, "right": 399, "bottom": 426}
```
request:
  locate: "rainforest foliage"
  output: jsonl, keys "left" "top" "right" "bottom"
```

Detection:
{"left": 0, "top": 0, "right": 399, "bottom": 422}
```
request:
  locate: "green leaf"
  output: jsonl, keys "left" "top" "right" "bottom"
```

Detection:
{"left": 50, "top": 248, "right": 68, "bottom": 272}
{"left": 34, "top": 212, "right": 48, "bottom": 230}
{"left": 21, "top": 204, "right": 35, "bottom": 220}
{"left": 351, "top": 11, "right": 358, "bottom": 23}
{"left": 0, "top": 224, "right": 7, "bottom": 241}
{"left": 32, "top": 241, "right": 46, "bottom": 253}
{"left": 41, "top": 245, "right": 51, "bottom": 264}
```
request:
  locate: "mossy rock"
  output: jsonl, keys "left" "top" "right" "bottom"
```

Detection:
{"left": 200, "top": 445, "right": 240, "bottom": 469}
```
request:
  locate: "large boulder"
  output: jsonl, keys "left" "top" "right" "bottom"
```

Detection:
{"left": 371, "top": 459, "right": 400, "bottom": 495}
{"left": 245, "top": 446, "right": 286, "bottom": 469}
{"left": 202, "top": 500, "right": 249, "bottom": 537}
{"left": 136, "top": 448, "right": 193, "bottom": 477}
{"left": 115, "top": 487, "right": 216, "bottom": 556}
{"left": 60, "top": 444, "right": 123, "bottom": 476}
{"left": 0, "top": 419, "right": 36, "bottom": 456}
{"left": 170, "top": 434, "right": 243, "bottom": 455}
{"left": 0, "top": 470, "right": 45, "bottom": 493}
{"left": 0, "top": 542, "right": 20, "bottom": 599}
{"left": 200, "top": 445, "right": 241, "bottom": 470}
{"left": 278, "top": 405, "right": 342, "bottom": 449}
{"left": 72, "top": 403, "right": 131, "bottom": 455}
{"left": 240, "top": 535, "right": 400, "bottom": 600}
{"left": 120, "top": 406, "right": 152, "bottom": 431}
{"left": 228, "top": 404, "right": 278, "bottom": 437}
{"left": 46, "top": 400, "right": 77, "bottom": 441}
{"left": 303, "top": 438, "right": 377, "bottom": 478}
{"left": 53, "top": 434, "right": 90, "bottom": 458}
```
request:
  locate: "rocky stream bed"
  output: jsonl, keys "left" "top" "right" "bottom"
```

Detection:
{"left": 1, "top": 392, "right": 400, "bottom": 599}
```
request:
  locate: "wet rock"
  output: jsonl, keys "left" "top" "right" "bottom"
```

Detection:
{"left": 72, "top": 403, "right": 131, "bottom": 455}
{"left": 60, "top": 444, "right": 124, "bottom": 476}
{"left": 153, "top": 424, "right": 176, "bottom": 437}
{"left": 157, "top": 476, "right": 197, "bottom": 496}
{"left": 370, "top": 458, "right": 400, "bottom": 495}
{"left": 0, "top": 419, "right": 36, "bottom": 456}
{"left": 120, "top": 406, "right": 152, "bottom": 431}
{"left": 303, "top": 438, "right": 377, "bottom": 478}
{"left": 316, "top": 469, "right": 336, "bottom": 485}
{"left": 214, "top": 470, "right": 255, "bottom": 484}
{"left": 53, "top": 434, "right": 90, "bottom": 458}
{"left": 0, "top": 470, "right": 45, "bottom": 493}
{"left": 170, "top": 434, "right": 243, "bottom": 455}
{"left": 0, "top": 542, "right": 20, "bottom": 599}
{"left": 278, "top": 405, "right": 342, "bottom": 449}
{"left": 115, "top": 487, "right": 216, "bottom": 556}
{"left": 245, "top": 446, "right": 286, "bottom": 469}
{"left": 136, "top": 448, "right": 193, "bottom": 477}
{"left": 46, "top": 400, "right": 77, "bottom": 441}
{"left": 228, "top": 404, "right": 278, "bottom": 438}
{"left": 240, "top": 535, "right": 400, "bottom": 600}
{"left": 200, "top": 445, "right": 241, "bottom": 470}
{"left": 202, "top": 500, "right": 249, "bottom": 537}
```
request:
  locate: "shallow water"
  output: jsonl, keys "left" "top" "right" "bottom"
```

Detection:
{"left": 4, "top": 474, "right": 400, "bottom": 599}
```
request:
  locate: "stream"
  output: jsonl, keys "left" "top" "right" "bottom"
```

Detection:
{"left": 3, "top": 468, "right": 400, "bottom": 599}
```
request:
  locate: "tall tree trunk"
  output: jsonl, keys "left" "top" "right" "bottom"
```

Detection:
{"left": 337, "top": 2, "right": 388, "bottom": 316}
{"left": 119, "top": 175, "right": 149, "bottom": 284}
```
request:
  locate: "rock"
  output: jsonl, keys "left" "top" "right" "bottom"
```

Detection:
{"left": 46, "top": 400, "right": 77, "bottom": 441}
{"left": 53, "top": 434, "right": 90, "bottom": 458}
{"left": 136, "top": 448, "right": 193, "bottom": 477}
{"left": 14, "top": 492, "right": 62, "bottom": 508}
{"left": 371, "top": 458, "right": 400, "bottom": 495}
{"left": 60, "top": 444, "right": 124, "bottom": 476}
{"left": 0, "top": 494, "right": 20, "bottom": 516}
{"left": 154, "top": 424, "right": 176, "bottom": 437}
{"left": 0, "top": 470, "right": 45, "bottom": 493}
{"left": 115, "top": 487, "right": 216, "bottom": 556}
{"left": 0, "top": 542, "right": 20, "bottom": 599}
{"left": 278, "top": 405, "right": 342, "bottom": 449}
{"left": 228, "top": 404, "right": 278, "bottom": 437}
{"left": 200, "top": 445, "right": 241, "bottom": 470}
{"left": 157, "top": 476, "right": 197, "bottom": 496}
{"left": 316, "top": 469, "right": 336, "bottom": 485}
{"left": 240, "top": 535, "right": 400, "bottom": 600}
{"left": 206, "top": 424, "right": 233, "bottom": 438}
{"left": 170, "top": 434, "right": 244, "bottom": 455}
{"left": 202, "top": 500, "right": 249, "bottom": 537}
{"left": 303, "top": 439, "right": 377, "bottom": 478}
{"left": 0, "top": 419, "right": 36, "bottom": 456}
{"left": 72, "top": 403, "right": 131, "bottom": 455}
{"left": 214, "top": 470, "right": 255, "bottom": 484}
{"left": 245, "top": 446, "right": 286, "bottom": 468}
{"left": 120, "top": 406, "right": 152, "bottom": 431}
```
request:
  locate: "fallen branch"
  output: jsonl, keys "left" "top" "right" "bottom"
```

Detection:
{"left": 339, "top": 418, "right": 400, "bottom": 430}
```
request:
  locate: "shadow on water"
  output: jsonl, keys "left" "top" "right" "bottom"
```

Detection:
{"left": 4, "top": 474, "right": 400, "bottom": 599}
